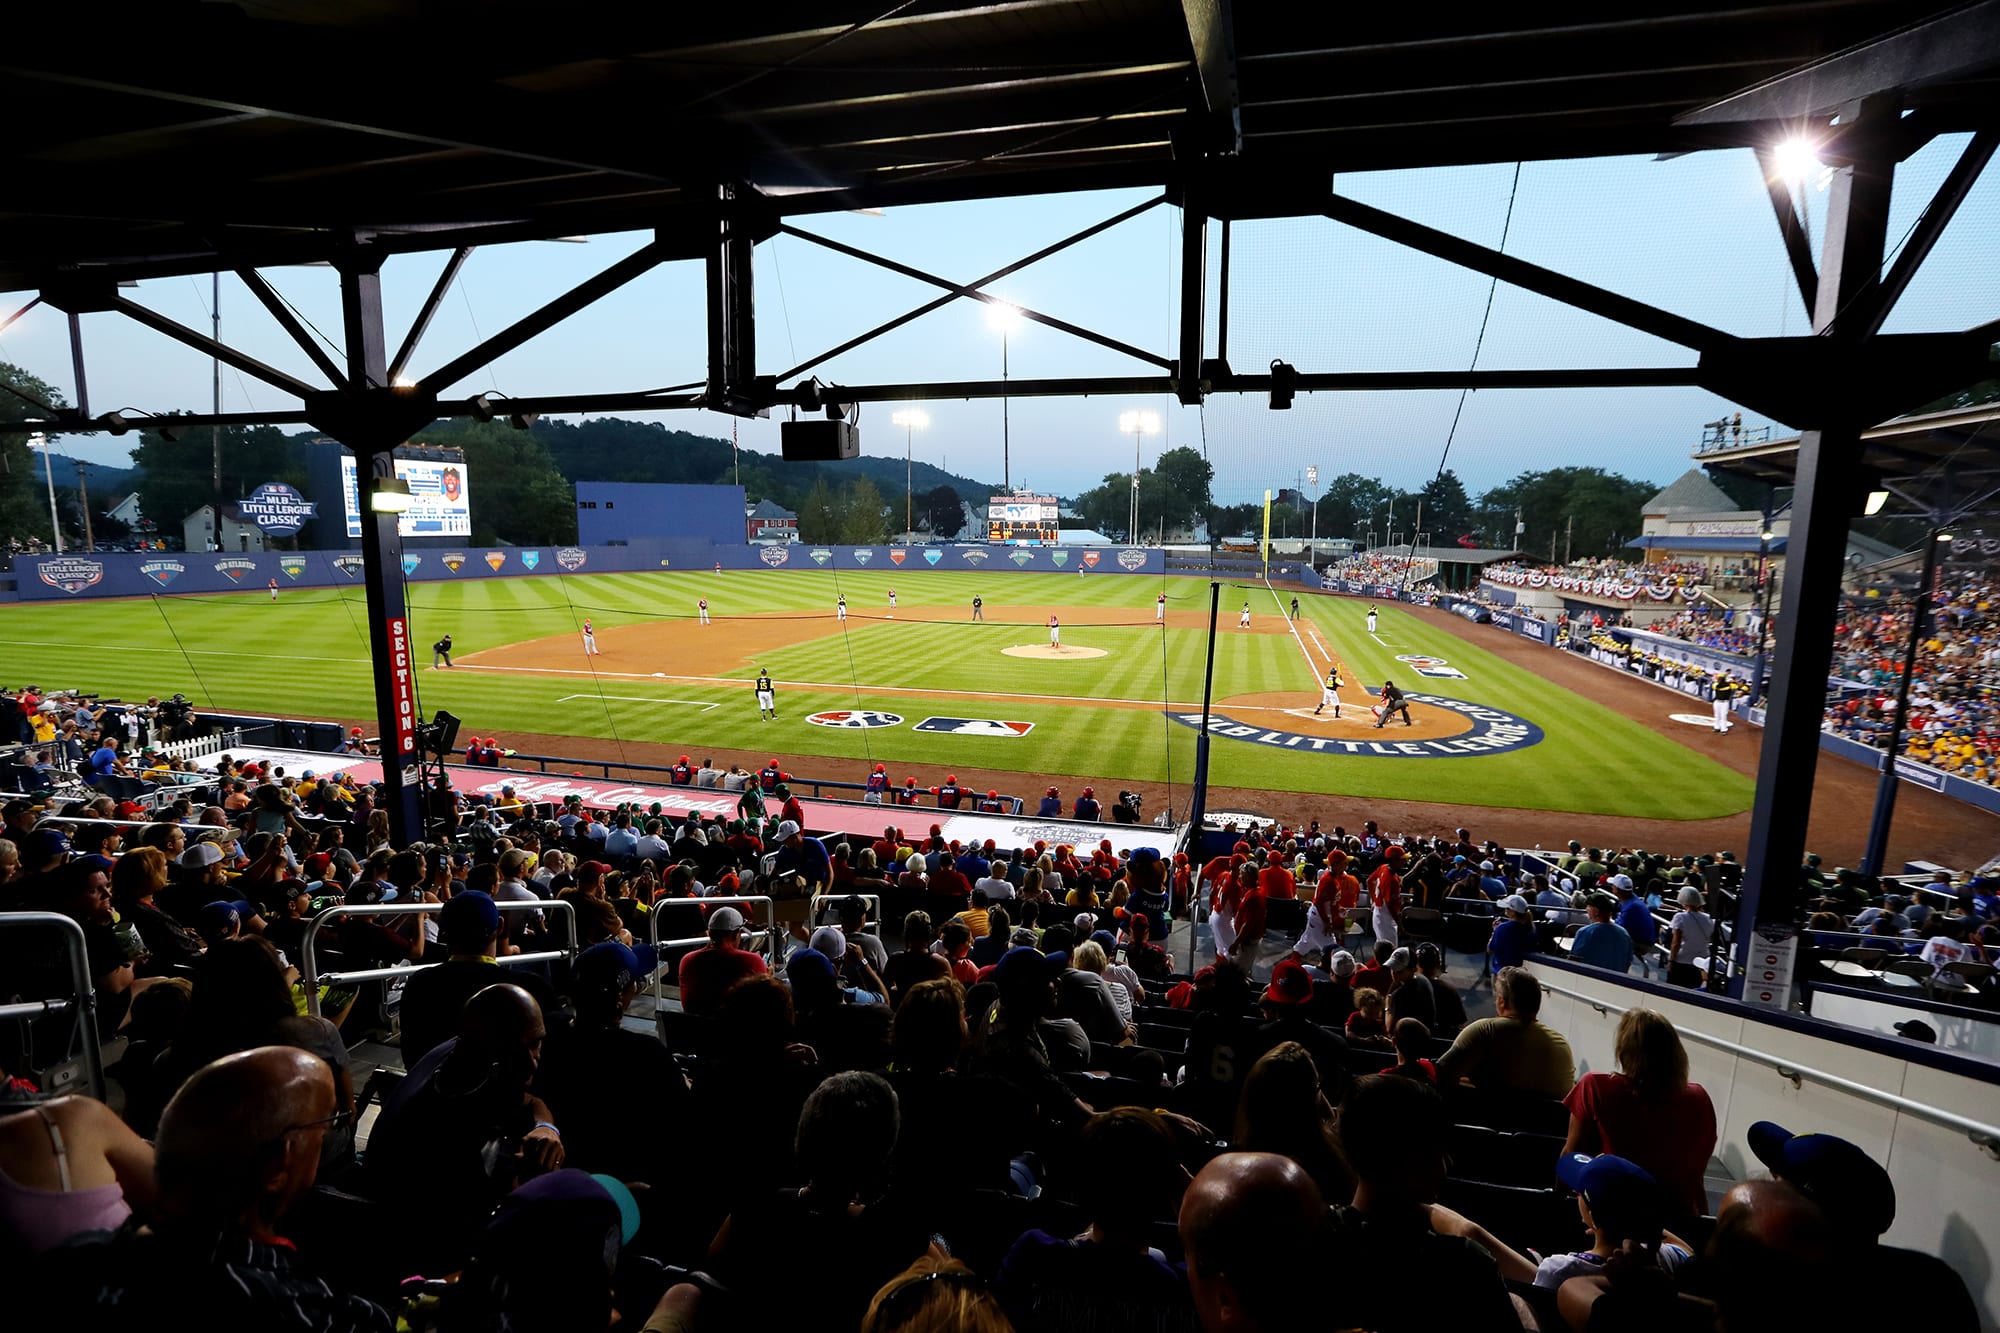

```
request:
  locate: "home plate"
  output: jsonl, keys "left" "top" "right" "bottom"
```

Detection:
{"left": 1670, "top": 712, "right": 1719, "bottom": 727}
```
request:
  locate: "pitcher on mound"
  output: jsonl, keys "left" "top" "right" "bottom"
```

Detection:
{"left": 1048, "top": 615, "right": 1061, "bottom": 650}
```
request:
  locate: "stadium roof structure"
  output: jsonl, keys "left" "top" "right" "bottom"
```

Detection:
{"left": 1399, "top": 545, "right": 1522, "bottom": 565}
{"left": 6, "top": 1, "right": 1997, "bottom": 953}
{"left": 1645, "top": 469, "right": 1741, "bottom": 515}
{"left": 1695, "top": 400, "right": 2000, "bottom": 518}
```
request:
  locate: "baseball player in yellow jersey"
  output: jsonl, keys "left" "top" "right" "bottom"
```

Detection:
{"left": 1315, "top": 666, "right": 1343, "bottom": 716}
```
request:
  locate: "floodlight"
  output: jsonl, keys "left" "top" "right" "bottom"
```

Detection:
{"left": 890, "top": 409, "right": 930, "bottom": 430}
{"left": 987, "top": 302, "right": 1023, "bottom": 333}
{"left": 1864, "top": 489, "right": 1890, "bottom": 516}
{"left": 1771, "top": 137, "right": 1821, "bottom": 187}
{"left": 369, "top": 476, "right": 414, "bottom": 513}
{"left": 1269, "top": 359, "right": 1298, "bottom": 410}
{"left": 1118, "top": 410, "right": 1160, "bottom": 435}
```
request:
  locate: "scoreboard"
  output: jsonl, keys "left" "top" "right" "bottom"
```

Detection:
{"left": 988, "top": 494, "right": 1059, "bottom": 545}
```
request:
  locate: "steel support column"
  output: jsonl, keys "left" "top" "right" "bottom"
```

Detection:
{"left": 706, "top": 184, "right": 760, "bottom": 416}
{"left": 1177, "top": 208, "right": 1207, "bottom": 405}
{"left": 1860, "top": 527, "right": 1946, "bottom": 877}
{"left": 1733, "top": 97, "right": 1897, "bottom": 992}
{"left": 317, "top": 253, "right": 429, "bottom": 846}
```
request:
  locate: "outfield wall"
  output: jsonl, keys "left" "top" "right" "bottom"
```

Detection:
{"left": 9, "top": 541, "right": 1167, "bottom": 602}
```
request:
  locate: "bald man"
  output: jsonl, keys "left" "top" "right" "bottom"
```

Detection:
{"left": 1179, "top": 1152, "right": 1328, "bottom": 1332}
{"left": 31, "top": 1046, "right": 390, "bottom": 1332}
{"left": 366, "top": 984, "right": 563, "bottom": 1266}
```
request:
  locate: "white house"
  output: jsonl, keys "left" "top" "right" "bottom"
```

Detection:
{"left": 183, "top": 504, "right": 266, "bottom": 553}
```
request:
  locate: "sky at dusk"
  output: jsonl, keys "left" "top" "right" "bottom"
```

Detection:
{"left": 4, "top": 134, "right": 1995, "bottom": 506}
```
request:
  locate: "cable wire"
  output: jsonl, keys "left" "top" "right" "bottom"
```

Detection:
{"left": 148, "top": 593, "right": 221, "bottom": 710}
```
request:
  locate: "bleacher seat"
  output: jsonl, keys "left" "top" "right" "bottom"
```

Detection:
{"left": 1438, "top": 1178, "right": 1582, "bottom": 1256}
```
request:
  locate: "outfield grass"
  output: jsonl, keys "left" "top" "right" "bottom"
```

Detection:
{"left": 0, "top": 568, "right": 1754, "bottom": 819}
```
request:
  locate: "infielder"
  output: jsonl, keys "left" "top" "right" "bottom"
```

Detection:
{"left": 1314, "top": 666, "right": 1343, "bottom": 717}
{"left": 697, "top": 598, "right": 710, "bottom": 626}
{"left": 1048, "top": 614, "right": 1061, "bottom": 648}
{"left": 755, "top": 667, "right": 776, "bottom": 721}
{"left": 836, "top": 594, "right": 847, "bottom": 622}
{"left": 888, "top": 588, "right": 897, "bottom": 616}
{"left": 972, "top": 595, "right": 983, "bottom": 622}
{"left": 1366, "top": 605, "right": 1379, "bottom": 634}
{"left": 1156, "top": 592, "right": 1167, "bottom": 622}
{"left": 581, "top": 618, "right": 599, "bottom": 655}
{"left": 1239, "top": 602, "right": 1252, "bottom": 629}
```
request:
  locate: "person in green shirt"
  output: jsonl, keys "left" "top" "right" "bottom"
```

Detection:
{"left": 1434, "top": 967, "right": 1576, "bottom": 1100}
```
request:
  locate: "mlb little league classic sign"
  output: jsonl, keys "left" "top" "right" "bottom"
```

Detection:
{"left": 234, "top": 482, "right": 317, "bottom": 535}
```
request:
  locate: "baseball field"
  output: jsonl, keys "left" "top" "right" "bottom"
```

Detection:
{"left": 0, "top": 567, "right": 1755, "bottom": 821}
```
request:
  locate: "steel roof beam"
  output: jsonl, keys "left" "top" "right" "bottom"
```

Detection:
{"left": 1860, "top": 127, "right": 1998, "bottom": 337}
{"left": 234, "top": 268, "right": 349, "bottom": 391}
{"left": 1753, "top": 145, "right": 1820, "bottom": 314}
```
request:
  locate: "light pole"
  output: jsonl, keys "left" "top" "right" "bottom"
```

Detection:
{"left": 1118, "top": 409, "right": 1160, "bottom": 542}
{"left": 891, "top": 408, "right": 929, "bottom": 539}
{"left": 30, "top": 433, "right": 63, "bottom": 553}
{"left": 988, "top": 303, "right": 1022, "bottom": 492}
{"left": 1306, "top": 465, "right": 1319, "bottom": 564}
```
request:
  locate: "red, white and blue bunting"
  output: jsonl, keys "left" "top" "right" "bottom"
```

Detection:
{"left": 1482, "top": 566, "right": 1689, "bottom": 602}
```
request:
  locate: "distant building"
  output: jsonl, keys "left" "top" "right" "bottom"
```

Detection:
{"left": 746, "top": 497, "right": 799, "bottom": 543}
{"left": 183, "top": 504, "right": 266, "bottom": 553}
{"left": 107, "top": 493, "right": 143, "bottom": 528}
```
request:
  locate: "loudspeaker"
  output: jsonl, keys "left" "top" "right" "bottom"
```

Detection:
{"left": 425, "top": 710, "right": 462, "bottom": 758}
{"left": 781, "top": 419, "right": 859, "bottom": 461}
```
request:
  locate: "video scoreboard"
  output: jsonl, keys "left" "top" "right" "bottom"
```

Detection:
{"left": 988, "top": 494, "right": 1059, "bottom": 545}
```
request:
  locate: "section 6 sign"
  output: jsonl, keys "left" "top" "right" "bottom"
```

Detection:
{"left": 387, "top": 616, "right": 417, "bottom": 755}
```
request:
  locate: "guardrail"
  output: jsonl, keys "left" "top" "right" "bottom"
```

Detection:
{"left": 647, "top": 894, "right": 778, "bottom": 1010}
{"left": 298, "top": 899, "right": 578, "bottom": 1018}
{"left": 0, "top": 911, "right": 105, "bottom": 1099}
{"left": 473, "top": 751, "right": 1028, "bottom": 815}
{"left": 1535, "top": 972, "right": 2000, "bottom": 1154}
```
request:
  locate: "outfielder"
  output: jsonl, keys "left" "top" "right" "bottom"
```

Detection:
{"left": 268, "top": 577, "right": 279, "bottom": 602}
{"left": 581, "top": 618, "right": 599, "bottom": 655}
{"left": 971, "top": 595, "right": 983, "bottom": 622}
{"left": 755, "top": 667, "right": 776, "bottom": 721}
{"left": 1048, "top": 614, "right": 1061, "bottom": 648}
{"left": 836, "top": 594, "right": 847, "bottom": 622}
{"left": 1373, "top": 679, "right": 1412, "bottom": 728}
{"left": 697, "top": 598, "right": 710, "bottom": 626}
{"left": 1314, "top": 666, "right": 1343, "bottom": 717}
{"left": 1156, "top": 592, "right": 1167, "bottom": 622}
{"left": 1239, "top": 602, "right": 1252, "bottom": 629}
{"left": 1366, "top": 605, "right": 1379, "bottom": 634}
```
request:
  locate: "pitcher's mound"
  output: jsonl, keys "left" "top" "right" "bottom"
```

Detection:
{"left": 1004, "top": 644, "right": 1108, "bottom": 660}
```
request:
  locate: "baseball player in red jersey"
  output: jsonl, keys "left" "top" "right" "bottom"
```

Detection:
{"left": 1368, "top": 846, "right": 1406, "bottom": 947}
{"left": 268, "top": 577, "right": 279, "bottom": 601}
{"left": 581, "top": 618, "right": 599, "bottom": 655}
{"left": 1156, "top": 592, "right": 1167, "bottom": 622}
{"left": 697, "top": 598, "right": 710, "bottom": 625}
{"left": 1295, "top": 849, "right": 1358, "bottom": 960}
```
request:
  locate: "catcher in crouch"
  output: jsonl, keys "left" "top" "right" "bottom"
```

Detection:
{"left": 1373, "top": 679, "right": 1414, "bottom": 729}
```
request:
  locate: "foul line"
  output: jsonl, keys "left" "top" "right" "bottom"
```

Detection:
{"left": 1263, "top": 579, "right": 1329, "bottom": 685}
{"left": 0, "top": 639, "right": 371, "bottom": 664}
{"left": 554, "top": 694, "right": 718, "bottom": 711}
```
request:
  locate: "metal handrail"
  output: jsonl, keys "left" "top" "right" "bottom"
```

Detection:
{"left": 1533, "top": 972, "right": 2000, "bottom": 1154}
{"left": 0, "top": 911, "right": 105, "bottom": 1099}
{"left": 298, "top": 898, "right": 578, "bottom": 1017}
{"left": 647, "top": 894, "right": 777, "bottom": 1009}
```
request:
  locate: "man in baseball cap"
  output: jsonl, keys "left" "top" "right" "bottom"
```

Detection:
{"left": 677, "top": 904, "right": 767, "bottom": 1017}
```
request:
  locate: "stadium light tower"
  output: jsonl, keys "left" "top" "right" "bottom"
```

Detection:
{"left": 892, "top": 408, "right": 929, "bottom": 538}
{"left": 1118, "top": 410, "right": 1160, "bottom": 541}
{"left": 1306, "top": 465, "right": 1319, "bottom": 558}
{"left": 29, "top": 432, "right": 63, "bottom": 553}
{"left": 988, "top": 303, "right": 1022, "bottom": 491}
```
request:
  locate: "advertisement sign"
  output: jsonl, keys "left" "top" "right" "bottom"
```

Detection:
{"left": 386, "top": 616, "right": 417, "bottom": 756}
{"left": 235, "top": 482, "right": 317, "bottom": 535}
{"left": 1742, "top": 926, "right": 1799, "bottom": 1010}
{"left": 340, "top": 457, "right": 472, "bottom": 537}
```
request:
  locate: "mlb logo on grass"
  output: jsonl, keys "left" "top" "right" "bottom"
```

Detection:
{"left": 914, "top": 717, "right": 1035, "bottom": 737}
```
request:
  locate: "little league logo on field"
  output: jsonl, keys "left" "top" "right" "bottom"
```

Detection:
{"left": 1172, "top": 693, "right": 1543, "bottom": 758}
{"left": 1117, "top": 548, "right": 1146, "bottom": 570}
{"left": 140, "top": 559, "right": 186, "bottom": 586}
{"left": 39, "top": 557, "right": 106, "bottom": 594}
{"left": 924, "top": 550, "right": 942, "bottom": 565}
{"left": 214, "top": 558, "right": 258, "bottom": 583}
{"left": 808, "top": 548, "right": 833, "bottom": 565}
{"left": 334, "top": 555, "right": 365, "bottom": 578}
{"left": 556, "top": 547, "right": 587, "bottom": 571}
{"left": 279, "top": 556, "right": 306, "bottom": 579}
{"left": 806, "top": 709, "right": 904, "bottom": 729}
{"left": 443, "top": 553, "right": 466, "bottom": 573}
{"left": 913, "top": 717, "right": 1036, "bottom": 737}
{"left": 758, "top": 545, "right": 790, "bottom": 567}
{"left": 1395, "top": 653, "right": 1468, "bottom": 680}
{"left": 485, "top": 552, "right": 506, "bottom": 571}
{"left": 520, "top": 551, "right": 541, "bottom": 571}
